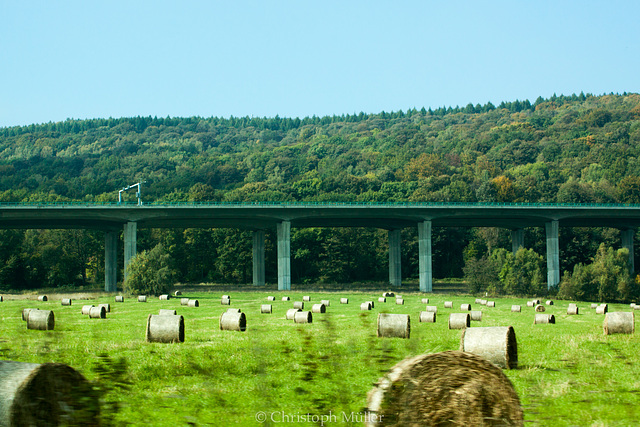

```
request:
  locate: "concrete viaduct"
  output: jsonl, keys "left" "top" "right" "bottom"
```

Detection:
{"left": 1, "top": 202, "right": 639, "bottom": 292}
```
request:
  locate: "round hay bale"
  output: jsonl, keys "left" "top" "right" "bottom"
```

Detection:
{"left": 545, "top": 300, "right": 554, "bottom": 306}
{"left": 426, "top": 305, "right": 438, "bottom": 313}
{"left": 532, "top": 299, "right": 540, "bottom": 305}
{"left": 396, "top": 298, "right": 405, "bottom": 305}
{"left": 526, "top": 301, "right": 535, "bottom": 307}
{"left": 188, "top": 299, "right": 199, "bottom": 308}
{"left": 511, "top": 305, "right": 521, "bottom": 313}
{"left": 377, "top": 313, "right": 410, "bottom": 339}
{"left": 603, "top": 312, "right": 635, "bottom": 335}
{"left": 534, "top": 313, "right": 555, "bottom": 324}
{"left": 303, "top": 295, "right": 311, "bottom": 302}
{"left": 444, "top": 301, "right": 453, "bottom": 308}
{"left": 364, "top": 300, "right": 375, "bottom": 309}
{"left": 534, "top": 304, "right": 546, "bottom": 312}
{"left": 421, "top": 298, "right": 430, "bottom": 304}
{"left": 88, "top": 306, "right": 106, "bottom": 319}
{"left": 321, "top": 299, "right": 330, "bottom": 307}
{"left": 474, "top": 298, "right": 482, "bottom": 304}
{"left": 159, "top": 309, "right": 177, "bottom": 315}
{"left": 221, "top": 294, "right": 231, "bottom": 299}
{"left": 286, "top": 308, "right": 301, "bottom": 320}
{"left": 360, "top": 302, "right": 372, "bottom": 311}
{"left": 21, "top": 308, "right": 38, "bottom": 321}
{"left": 61, "top": 298, "right": 72, "bottom": 306}
{"left": 634, "top": 305, "right": 640, "bottom": 311}
{"left": 81, "top": 305, "right": 94, "bottom": 315}
{"left": 180, "top": 298, "right": 190, "bottom": 306}
{"left": 37, "top": 295, "right": 47, "bottom": 302}
{"left": 630, "top": 303, "right": 636, "bottom": 309}
{"left": 0, "top": 361, "right": 99, "bottom": 425}
{"left": 461, "top": 303, "right": 471, "bottom": 311}
{"left": 567, "top": 304, "right": 579, "bottom": 315}
{"left": 378, "top": 297, "right": 387, "bottom": 303}
{"left": 267, "top": 296, "right": 276, "bottom": 301}
{"left": 98, "top": 303, "right": 110, "bottom": 313}
{"left": 312, "top": 303, "right": 326, "bottom": 313}
{"left": 138, "top": 295, "right": 147, "bottom": 303}
{"left": 115, "top": 295, "right": 124, "bottom": 302}
{"left": 293, "top": 301, "right": 304, "bottom": 310}
{"left": 480, "top": 299, "right": 488, "bottom": 305}
{"left": 470, "top": 310, "right": 482, "bottom": 322}
{"left": 449, "top": 313, "right": 470, "bottom": 330}
{"left": 26, "top": 310, "right": 54, "bottom": 330}
{"left": 596, "top": 304, "right": 608, "bottom": 314}
{"left": 340, "top": 297, "right": 349, "bottom": 304}
{"left": 590, "top": 303, "right": 598, "bottom": 309}
{"left": 460, "top": 326, "right": 518, "bottom": 369}
{"left": 383, "top": 292, "right": 395, "bottom": 297}
{"left": 281, "top": 296, "right": 290, "bottom": 301}
{"left": 365, "top": 350, "right": 524, "bottom": 427}
{"left": 221, "top": 297, "right": 231, "bottom": 305}
{"left": 220, "top": 311, "right": 247, "bottom": 332}
{"left": 487, "top": 301, "right": 495, "bottom": 308}
{"left": 146, "top": 314, "right": 184, "bottom": 343}
{"left": 260, "top": 304, "right": 272, "bottom": 314}
{"left": 174, "top": 290, "right": 182, "bottom": 296}
{"left": 0, "top": 296, "right": 3, "bottom": 302}
{"left": 419, "top": 311, "right": 436, "bottom": 323}
{"left": 293, "top": 311, "right": 312, "bottom": 324}
{"left": 159, "top": 294, "right": 170, "bottom": 300}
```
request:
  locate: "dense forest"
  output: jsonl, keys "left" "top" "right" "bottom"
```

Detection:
{"left": 1, "top": 92, "right": 640, "bottom": 300}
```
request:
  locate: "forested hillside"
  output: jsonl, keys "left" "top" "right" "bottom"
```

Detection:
{"left": 2, "top": 93, "right": 640, "bottom": 297}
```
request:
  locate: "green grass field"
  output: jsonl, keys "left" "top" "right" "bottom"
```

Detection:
{"left": 1, "top": 289, "right": 640, "bottom": 426}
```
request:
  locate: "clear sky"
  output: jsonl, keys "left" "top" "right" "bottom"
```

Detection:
{"left": 1, "top": 0, "right": 639, "bottom": 128}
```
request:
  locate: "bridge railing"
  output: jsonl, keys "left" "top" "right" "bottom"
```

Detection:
{"left": 1, "top": 201, "right": 640, "bottom": 208}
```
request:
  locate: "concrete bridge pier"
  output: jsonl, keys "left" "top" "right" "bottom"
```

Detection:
{"left": 621, "top": 228, "right": 635, "bottom": 273}
{"left": 511, "top": 228, "right": 524, "bottom": 254}
{"left": 124, "top": 221, "right": 137, "bottom": 283}
{"left": 418, "top": 220, "right": 432, "bottom": 292}
{"left": 277, "top": 221, "right": 291, "bottom": 290}
{"left": 388, "top": 229, "right": 402, "bottom": 287}
{"left": 104, "top": 230, "right": 118, "bottom": 292}
{"left": 545, "top": 220, "right": 560, "bottom": 288}
{"left": 253, "top": 230, "right": 266, "bottom": 286}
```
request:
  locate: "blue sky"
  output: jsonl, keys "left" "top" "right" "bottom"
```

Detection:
{"left": 1, "top": 0, "right": 639, "bottom": 128}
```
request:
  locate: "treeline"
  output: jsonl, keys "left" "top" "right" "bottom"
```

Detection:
{"left": 1, "top": 93, "right": 640, "bottom": 298}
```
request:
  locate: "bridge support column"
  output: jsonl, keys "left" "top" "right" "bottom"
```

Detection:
{"left": 105, "top": 230, "right": 118, "bottom": 292}
{"left": 253, "top": 230, "right": 265, "bottom": 286}
{"left": 277, "top": 221, "right": 291, "bottom": 291}
{"left": 511, "top": 228, "right": 524, "bottom": 254}
{"left": 621, "top": 228, "right": 635, "bottom": 274}
{"left": 418, "top": 220, "right": 432, "bottom": 292}
{"left": 545, "top": 220, "right": 560, "bottom": 289}
{"left": 388, "top": 229, "right": 402, "bottom": 287}
{"left": 124, "top": 221, "right": 137, "bottom": 283}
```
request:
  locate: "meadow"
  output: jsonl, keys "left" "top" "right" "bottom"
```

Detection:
{"left": 1, "top": 288, "right": 640, "bottom": 426}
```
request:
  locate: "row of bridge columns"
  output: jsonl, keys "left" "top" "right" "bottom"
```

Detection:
{"left": 106, "top": 220, "right": 635, "bottom": 292}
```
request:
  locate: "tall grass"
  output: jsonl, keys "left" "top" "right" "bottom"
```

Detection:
{"left": 1, "top": 291, "right": 639, "bottom": 425}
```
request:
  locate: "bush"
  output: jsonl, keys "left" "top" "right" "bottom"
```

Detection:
{"left": 499, "top": 248, "right": 546, "bottom": 296}
{"left": 464, "top": 247, "right": 546, "bottom": 297}
{"left": 123, "top": 244, "right": 174, "bottom": 296}
{"left": 463, "top": 252, "right": 503, "bottom": 294}
{"left": 558, "top": 244, "right": 636, "bottom": 302}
